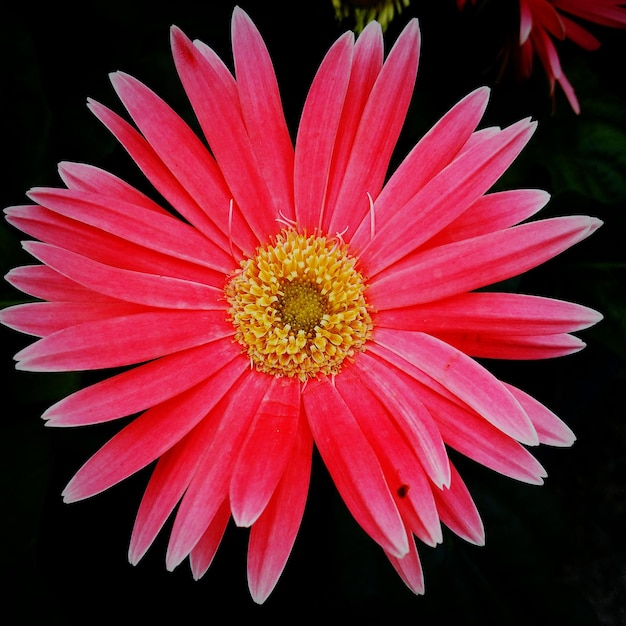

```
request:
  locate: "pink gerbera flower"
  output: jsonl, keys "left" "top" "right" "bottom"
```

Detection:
{"left": 1, "top": 7, "right": 602, "bottom": 603}
{"left": 517, "top": 0, "right": 626, "bottom": 112}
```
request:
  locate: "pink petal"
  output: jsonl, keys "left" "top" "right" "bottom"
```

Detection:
{"left": 371, "top": 329, "right": 538, "bottom": 445}
{"left": 27, "top": 187, "right": 230, "bottom": 273}
{"left": 424, "top": 188, "right": 550, "bottom": 247}
{"left": 189, "top": 498, "right": 231, "bottom": 580}
{"left": 376, "top": 292, "right": 602, "bottom": 335}
{"left": 336, "top": 366, "right": 442, "bottom": 546}
{"left": 129, "top": 410, "right": 224, "bottom": 564}
{"left": 559, "top": 15, "right": 601, "bottom": 50}
{"left": 303, "top": 377, "right": 409, "bottom": 558}
{"left": 555, "top": 0, "right": 626, "bottom": 27}
{"left": 22, "top": 241, "right": 222, "bottom": 310}
{"left": 166, "top": 370, "right": 268, "bottom": 570}
{"left": 0, "top": 300, "right": 147, "bottom": 337}
{"left": 6, "top": 205, "right": 224, "bottom": 287}
{"left": 531, "top": 0, "right": 567, "bottom": 39}
{"left": 43, "top": 338, "right": 241, "bottom": 427}
{"left": 351, "top": 86, "right": 491, "bottom": 248}
{"left": 294, "top": 31, "right": 354, "bottom": 232}
{"left": 361, "top": 118, "right": 538, "bottom": 277}
{"left": 247, "top": 412, "right": 313, "bottom": 604}
{"left": 322, "top": 21, "right": 383, "bottom": 234}
{"left": 231, "top": 7, "right": 295, "bottom": 220}
{"left": 433, "top": 463, "right": 485, "bottom": 545}
{"left": 369, "top": 216, "right": 602, "bottom": 308}
{"left": 109, "top": 68, "right": 236, "bottom": 230}
{"left": 504, "top": 382, "right": 576, "bottom": 447}
{"left": 15, "top": 309, "right": 232, "bottom": 372}
{"left": 230, "top": 377, "right": 301, "bottom": 527}
{"left": 438, "top": 331, "right": 587, "bottom": 360}
{"left": 350, "top": 352, "right": 452, "bottom": 487}
{"left": 326, "top": 19, "right": 420, "bottom": 237}
{"left": 426, "top": 390, "right": 547, "bottom": 484}
{"left": 5, "top": 264, "right": 118, "bottom": 303}
{"left": 62, "top": 359, "right": 247, "bottom": 503}
{"left": 520, "top": 0, "right": 534, "bottom": 44}
{"left": 170, "top": 28, "right": 276, "bottom": 241}
{"left": 58, "top": 161, "right": 170, "bottom": 214}
{"left": 557, "top": 71, "right": 581, "bottom": 115}
{"left": 87, "top": 98, "right": 237, "bottom": 253}
{"left": 385, "top": 531, "right": 425, "bottom": 595}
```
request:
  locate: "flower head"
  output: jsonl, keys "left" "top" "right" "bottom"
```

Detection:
{"left": 516, "top": 0, "right": 626, "bottom": 112}
{"left": 2, "top": 7, "right": 602, "bottom": 603}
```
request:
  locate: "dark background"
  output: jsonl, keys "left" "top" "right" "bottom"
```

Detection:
{"left": 1, "top": 1, "right": 624, "bottom": 624}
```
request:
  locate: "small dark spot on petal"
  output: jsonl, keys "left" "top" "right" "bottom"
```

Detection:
{"left": 397, "top": 484, "right": 409, "bottom": 498}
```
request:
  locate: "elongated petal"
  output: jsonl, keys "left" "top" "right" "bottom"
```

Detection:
{"left": 365, "top": 342, "right": 547, "bottom": 483}
{"left": 5, "top": 264, "right": 118, "bottom": 303}
{"left": 22, "top": 241, "right": 222, "bottom": 310}
{"left": 433, "top": 463, "right": 484, "bottom": 545}
{"left": 369, "top": 216, "right": 602, "bottom": 308}
{"left": 326, "top": 19, "right": 420, "bottom": 237}
{"left": 166, "top": 370, "right": 268, "bottom": 570}
{"left": 108, "top": 69, "right": 231, "bottom": 223}
{"left": 232, "top": 7, "right": 294, "bottom": 220}
{"left": 372, "top": 328, "right": 538, "bottom": 445}
{"left": 27, "top": 187, "right": 229, "bottom": 272}
{"left": 361, "top": 119, "right": 537, "bottom": 276}
{"left": 351, "top": 86, "right": 491, "bottom": 247}
{"left": 424, "top": 188, "right": 550, "bottom": 248}
{"left": 427, "top": 391, "right": 547, "bottom": 484}
{"left": 376, "top": 292, "right": 602, "bottom": 335}
{"left": 438, "top": 331, "right": 586, "bottom": 360}
{"left": 44, "top": 338, "right": 241, "bottom": 426}
{"left": 322, "top": 21, "right": 383, "bottom": 234}
{"left": 351, "top": 352, "right": 452, "bottom": 487}
{"left": 0, "top": 300, "right": 147, "bottom": 337}
{"left": 6, "top": 205, "right": 224, "bottom": 286}
{"left": 294, "top": 32, "right": 353, "bottom": 231}
{"left": 385, "top": 531, "right": 424, "bottom": 596}
{"left": 189, "top": 499, "right": 231, "bottom": 580}
{"left": 62, "top": 360, "right": 247, "bottom": 503}
{"left": 15, "top": 310, "right": 232, "bottom": 372}
{"left": 247, "top": 412, "right": 313, "bottom": 604}
{"left": 303, "top": 377, "right": 409, "bottom": 558}
{"left": 129, "top": 410, "right": 224, "bottom": 564}
{"left": 230, "top": 377, "right": 301, "bottom": 527}
{"left": 87, "top": 98, "right": 237, "bottom": 253}
{"left": 504, "top": 382, "right": 576, "bottom": 446}
{"left": 336, "top": 366, "right": 442, "bottom": 546}
{"left": 171, "top": 28, "right": 276, "bottom": 241}
{"left": 58, "top": 161, "right": 170, "bottom": 214}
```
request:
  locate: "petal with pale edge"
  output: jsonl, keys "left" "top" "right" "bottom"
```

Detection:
{"left": 303, "top": 377, "right": 409, "bottom": 558}
{"left": 230, "top": 377, "right": 301, "bottom": 527}
{"left": 62, "top": 359, "right": 247, "bottom": 503}
{"left": 336, "top": 366, "right": 442, "bottom": 546}
{"left": 247, "top": 413, "right": 313, "bottom": 604}
{"left": 43, "top": 338, "right": 240, "bottom": 427}
{"left": 372, "top": 329, "right": 538, "bottom": 445}
{"left": 369, "top": 216, "right": 601, "bottom": 309}
{"left": 166, "top": 371, "right": 268, "bottom": 571}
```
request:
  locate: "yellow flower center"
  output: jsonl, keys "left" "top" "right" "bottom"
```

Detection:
{"left": 225, "top": 230, "right": 373, "bottom": 381}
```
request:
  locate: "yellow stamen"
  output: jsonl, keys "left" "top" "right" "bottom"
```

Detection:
{"left": 225, "top": 230, "right": 373, "bottom": 381}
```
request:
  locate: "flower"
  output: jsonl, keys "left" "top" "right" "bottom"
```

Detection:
{"left": 332, "top": 0, "right": 411, "bottom": 32}
{"left": 1, "top": 7, "right": 602, "bottom": 603}
{"left": 516, "top": 0, "right": 626, "bottom": 112}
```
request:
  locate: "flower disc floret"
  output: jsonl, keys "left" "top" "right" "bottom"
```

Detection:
{"left": 226, "top": 230, "right": 373, "bottom": 380}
